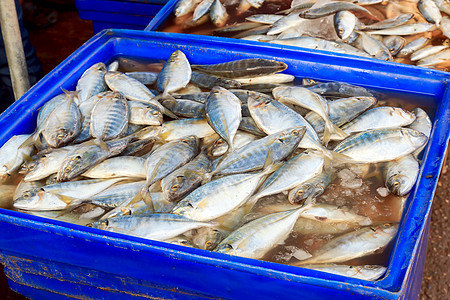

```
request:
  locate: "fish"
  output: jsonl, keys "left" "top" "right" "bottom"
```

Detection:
{"left": 299, "top": 2, "right": 373, "bottom": 19}
{"left": 193, "top": 0, "right": 215, "bottom": 22}
{"left": 210, "top": 0, "right": 229, "bottom": 27}
{"left": 418, "top": 0, "right": 442, "bottom": 26}
{"left": 340, "top": 107, "right": 416, "bottom": 135}
{"left": 410, "top": 45, "right": 449, "bottom": 61}
{"left": 90, "top": 91, "right": 129, "bottom": 140}
{"left": 408, "top": 107, "right": 432, "bottom": 158}
{"left": 304, "top": 96, "right": 377, "bottom": 134}
{"left": 76, "top": 62, "right": 107, "bottom": 103}
{"left": 156, "top": 50, "right": 192, "bottom": 95}
{"left": 82, "top": 156, "right": 146, "bottom": 179}
{"left": 205, "top": 86, "right": 242, "bottom": 153}
{"left": 158, "top": 118, "right": 216, "bottom": 141}
{"left": 296, "top": 224, "right": 398, "bottom": 265}
{"left": 210, "top": 131, "right": 257, "bottom": 157}
{"left": 384, "top": 155, "right": 420, "bottom": 196}
{"left": 356, "top": 32, "right": 392, "bottom": 61}
{"left": 160, "top": 98, "right": 205, "bottom": 118}
{"left": 366, "top": 23, "right": 437, "bottom": 35}
{"left": 397, "top": 37, "right": 430, "bottom": 58}
{"left": 301, "top": 203, "right": 372, "bottom": 225}
{"left": 190, "top": 72, "right": 241, "bottom": 89}
{"left": 288, "top": 168, "right": 335, "bottom": 204}
{"left": 251, "top": 150, "right": 325, "bottom": 203}
{"left": 333, "top": 128, "right": 428, "bottom": 164}
{"left": 91, "top": 213, "right": 214, "bottom": 242}
{"left": 272, "top": 86, "right": 348, "bottom": 144}
{"left": 175, "top": 0, "right": 202, "bottom": 17}
{"left": 128, "top": 101, "right": 163, "bottom": 126}
{"left": 212, "top": 126, "right": 306, "bottom": 176}
{"left": 301, "top": 264, "right": 386, "bottom": 281}
{"left": 125, "top": 71, "right": 158, "bottom": 85}
{"left": 359, "top": 13, "right": 414, "bottom": 31}
{"left": 0, "top": 134, "right": 33, "bottom": 180}
{"left": 334, "top": 11, "right": 357, "bottom": 41}
{"left": 191, "top": 59, "right": 288, "bottom": 78}
{"left": 215, "top": 200, "right": 313, "bottom": 259}
{"left": 142, "top": 135, "right": 199, "bottom": 196}
{"left": 382, "top": 36, "right": 406, "bottom": 56}
{"left": 161, "top": 151, "right": 212, "bottom": 203}
{"left": 246, "top": 14, "right": 283, "bottom": 25}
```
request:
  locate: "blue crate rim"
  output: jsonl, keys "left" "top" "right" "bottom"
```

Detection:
{"left": 0, "top": 29, "right": 448, "bottom": 298}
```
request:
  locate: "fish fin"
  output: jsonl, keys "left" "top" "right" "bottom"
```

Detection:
{"left": 201, "top": 172, "right": 213, "bottom": 185}
{"left": 152, "top": 94, "right": 179, "bottom": 119}
{"left": 321, "top": 148, "right": 354, "bottom": 167}
{"left": 141, "top": 188, "right": 155, "bottom": 212}
{"left": 93, "top": 138, "right": 110, "bottom": 152}
{"left": 18, "top": 132, "right": 39, "bottom": 152}
{"left": 322, "top": 120, "right": 348, "bottom": 146}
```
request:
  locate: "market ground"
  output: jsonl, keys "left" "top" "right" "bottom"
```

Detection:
{"left": 0, "top": 4, "right": 448, "bottom": 299}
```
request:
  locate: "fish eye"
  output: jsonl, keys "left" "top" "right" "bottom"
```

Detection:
{"left": 152, "top": 111, "right": 160, "bottom": 116}
{"left": 28, "top": 164, "right": 35, "bottom": 170}
{"left": 56, "top": 132, "right": 66, "bottom": 140}
{"left": 171, "top": 184, "right": 179, "bottom": 191}
{"left": 291, "top": 129, "right": 299, "bottom": 136}
{"left": 205, "top": 241, "right": 213, "bottom": 248}
{"left": 338, "top": 28, "right": 344, "bottom": 34}
{"left": 393, "top": 181, "right": 400, "bottom": 188}
{"left": 410, "top": 130, "right": 421, "bottom": 137}
{"left": 215, "top": 139, "right": 224, "bottom": 146}
{"left": 382, "top": 223, "right": 391, "bottom": 228}
{"left": 64, "top": 166, "right": 71, "bottom": 173}
{"left": 22, "top": 192, "right": 31, "bottom": 198}
{"left": 225, "top": 243, "right": 233, "bottom": 250}
{"left": 296, "top": 189, "right": 304, "bottom": 196}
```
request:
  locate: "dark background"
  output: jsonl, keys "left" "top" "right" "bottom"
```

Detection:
{"left": 0, "top": 1, "right": 448, "bottom": 298}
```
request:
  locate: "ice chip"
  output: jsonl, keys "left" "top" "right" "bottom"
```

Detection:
{"left": 376, "top": 187, "right": 390, "bottom": 197}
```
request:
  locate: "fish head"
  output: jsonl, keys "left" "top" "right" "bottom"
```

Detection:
{"left": 191, "top": 227, "right": 223, "bottom": 250}
{"left": 57, "top": 155, "right": 83, "bottom": 182}
{"left": 386, "top": 173, "right": 413, "bottom": 196}
{"left": 276, "top": 126, "right": 306, "bottom": 146}
{"left": 180, "top": 135, "right": 199, "bottom": 149}
{"left": 373, "top": 223, "right": 398, "bottom": 237}
{"left": 89, "top": 219, "right": 109, "bottom": 230}
{"left": 247, "top": 91, "right": 272, "bottom": 109}
{"left": 391, "top": 107, "right": 416, "bottom": 123}
{"left": 13, "top": 190, "right": 41, "bottom": 210}
{"left": 215, "top": 242, "right": 237, "bottom": 255}
{"left": 144, "top": 106, "right": 163, "bottom": 125}
{"left": 164, "top": 175, "right": 192, "bottom": 202}
{"left": 90, "top": 62, "right": 107, "bottom": 73}
{"left": 402, "top": 128, "right": 428, "bottom": 149}
{"left": 211, "top": 138, "right": 227, "bottom": 156}
{"left": 288, "top": 183, "right": 314, "bottom": 205}
{"left": 23, "top": 159, "right": 45, "bottom": 181}
{"left": 49, "top": 128, "right": 71, "bottom": 148}
{"left": 171, "top": 201, "right": 195, "bottom": 218}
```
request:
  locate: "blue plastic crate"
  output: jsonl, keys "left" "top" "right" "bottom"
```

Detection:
{"left": 0, "top": 29, "right": 448, "bottom": 299}
{"left": 76, "top": 0, "right": 168, "bottom": 33}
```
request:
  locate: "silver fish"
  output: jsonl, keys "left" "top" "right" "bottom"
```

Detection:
{"left": 142, "top": 135, "right": 199, "bottom": 194}
{"left": 92, "top": 213, "right": 214, "bottom": 242}
{"left": 296, "top": 224, "right": 398, "bottom": 265}
{"left": 301, "top": 265, "right": 386, "bottom": 281}
{"left": 90, "top": 91, "right": 129, "bottom": 140}
{"left": 299, "top": 2, "right": 373, "bottom": 19}
{"left": 382, "top": 35, "right": 406, "bottom": 56}
{"left": 334, "top": 11, "right": 356, "bottom": 41}
{"left": 0, "top": 134, "right": 33, "bottom": 179}
{"left": 36, "top": 94, "right": 67, "bottom": 129}
{"left": 175, "top": 0, "right": 202, "bottom": 17}
{"left": 210, "top": 0, "right": 229, "bottom": 27}
{"left": 305, "top": 96, "right": 377, "bottom": 134}
{"left": 157, "top": 50, "right": 192, "bottom": 95}
{"left": 301, "top": 203, "right": 371, "bottom": 225}
{"left": 89, "top": 181, "right": 145, "bottom": 208}
{"left": 76, "top": 62, "right": 107, "bottom": 103}
{"left": 238, "top": 116, "right": 266, "bottom": 136}
{"left": 38, "top": 91, "right": 81, "bottom": 148}
{"left": 212, "top": 126, "right": 306, "bottom": 176}
{"left": 128, "top": 101, "right": 163, "bottom": 126}
{"left": 210, "top": 131, "right": 257, "bottom": 157}
{"left": 340, "top": 106, "right": 416, "bottom": 135}
{"left": 366, "top": 23, "right": 437, "bottom": 35}
{"left": 333, "top": 128, "right": 427, "bottom": 163}
{"left": 191, "top": 59, "right": 287, "bottom": 79}
{"left": 193, "top": 0, "right": 215, "bottom": 21}
{"left": 82, "top": 156, "right": 146, "bottom": 179}
{"left": 160, "top": 98, "right": 205, "bottom": 119}
{"left": 215, "top": 202, "right": 313, "bottom": 259}
{"left": 408, "top": 108, "right": 432, "bottom": 140}
{"left": 384, "top": 155, "right": 420, "bottom": 196}
{"left": 418, "top": 0, "right": 442, "bottom": 26}
{"left": 125, "top": 71, "right": 158, "bottom": 85}
{"left": 416, "top": 48, "right": 450, "bottom": 67}
{"left": 397, "top": 37, "right": 430, "bottom": 58}
{"left": 161, "top": 151, "right": 212, "bottom": 203}
{"left": 359, "top": 13, "right": 413, "bottom": 31}
{"left": 410, "top": 45, "right": 449, "bottom": 61}
{"left": 251, "top": 150, "right": 325, "bottom": 202}
{"left": 205, "top": 87, "right": 242, "bottom": 153}
{"left": 288, "top": 169, "right": 335, "bottom": 204}
{"left": 272, "top": 86, "right": 348, "bottom": 144}
{"left": 246, "top": 14, "right": 283, "bottom": 25}
{"left": 357, "top": 32, "right": 392, "bottom": 61}
{"left": 158, "top": 118, "right": 215, "bottom": 141}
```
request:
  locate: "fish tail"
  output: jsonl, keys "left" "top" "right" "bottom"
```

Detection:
{"left": 322, "top": 119, "right": 348, "bottom": 146}
{"left": 153, "top": 94, "right": 179, "bottom": 119}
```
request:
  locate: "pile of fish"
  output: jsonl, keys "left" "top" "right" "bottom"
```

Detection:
{"left": 0, "top": 50, "right": 432, "bottom": 282}
{"left": 170, "top": 0, "right": 450, "bottom": 70}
